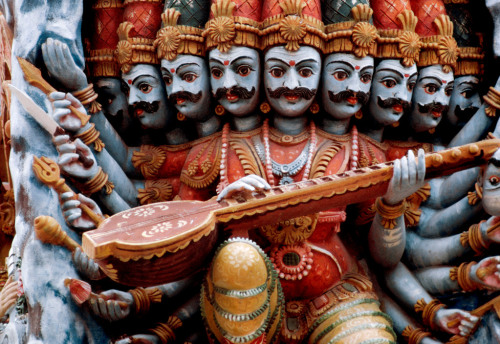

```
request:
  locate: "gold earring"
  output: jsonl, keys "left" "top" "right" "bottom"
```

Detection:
{"left": 260, "top": 101, "right": 271, "bottom": 114}
{"left": 428, "top": 128, "right": 436, "bottom": 134}
{"left": 391, "top": 121, "right": 399, "bottom": 127}
{"left": 215, "top": 105, "right": 225, "bottom": 116}
{"left": 177, "top": 112, "right": 186, "bottom": 121}
{"left": 309, "top": 102, "right": 320, "bottom": 114}
{"left": 355, "top": 110, "right": 363, "bottom": 120}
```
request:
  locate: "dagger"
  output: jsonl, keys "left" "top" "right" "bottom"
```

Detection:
{"left": 8, "top": 84, "right": 93, "bottom": 168}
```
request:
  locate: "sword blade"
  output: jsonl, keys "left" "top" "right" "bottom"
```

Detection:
{"left": 8, "top": 84, "right": 59, "bottom": 135}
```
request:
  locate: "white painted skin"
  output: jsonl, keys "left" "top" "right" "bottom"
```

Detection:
{"left": 480, "top": 149, "right": 500, "bottom": 216}
{"left": 409, "top": 65, "right": 454, "bottom": 133}
{"left": 264, "top": 46, "right": 321, "bottom": 117}
{"left": 121, "top": 64, "right": 170, "bottom": 129}
{"left": 486, "top": 0, "right": 500, "bottom": 57}
{"left": 321, "top": 53, "right": 374, "bottom": 120}
{"left": 209, "top": 46, "right": 260, "bottom": 116}
{"left": 160, "top": 54, "right": 211, "bottom": 121}
{"left": 368, "top": 59, "right": 417, "bottom": 126}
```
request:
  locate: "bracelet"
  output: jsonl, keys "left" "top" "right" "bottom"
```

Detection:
{"left": 414, "top": 299, "right": 445, "bottom": 331}
{"left": 374, "top": 197, "right": 407, "bottom": 229}
{"left": 460, "top": 221, "right": 489, "bottom": 255}
{"left": 132, "top": 145, "right": 167, "bottom": 179}
{"left": 450, "top": 261, "right": 481, "bottom": 292}
{"left": 137, "top": 180, "right": 174, "bottom": 205}
{"left": 128, "top": 287, "right": 163, "bottom": 316}
{"left": 467, "top": 182, "right": 483, "bottom": 205}
{"left": 78, "top": 167, "right": 114, "bottom": 195}
{"left": 483, "top": 86, "right": 500, "bottom": 117}
{"left": 147, "top": 316, "right": 182, "bottom": 344}
{"left": 402, "top": 325, "right": 432, "bottom": 344}
{"left": 72, "top": 84, "right": 102, "bottom": 114}
{"left": 74, "top": 123, "right": 105, "bottom": 152}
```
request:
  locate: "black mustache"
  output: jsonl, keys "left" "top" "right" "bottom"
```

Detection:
{"left": 267, "top": 87, "right": 317, "bottom": 100}
{"left": 377, "top": 96, "right": 411, "bottom": 111}
{"left": 130, "top": 101, "right": 160, "bottom": 115}
{"left": 418, "top": 102, "right": 449, "bottom": 114}
{"left": 454, "top": 105, "right": 479, "bottom": 121}
{"left": 213, "top": 86, "right": 256, "bottom": 100}
{"left": 328, "top": 90, "right": 370, "bottom": 105}
{"left": 169, "top": 91, "right": 203, "bottom": 103}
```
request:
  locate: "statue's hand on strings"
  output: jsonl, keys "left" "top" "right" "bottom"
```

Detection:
{"left": 50, "top": 91, "right": 88, "bottom": 133}
{"left": 88, "top": 289, "right": 133, "bottom": 322}
{"left": 72, "top": 247, "right": 104, "bottom": 281}
{"left": 61, "top": 192, "right": 102, "bottom": 231}
{"left": 55, "top": 135, "right": 98, "bottom": 180}
{"left": 470, "top": 255, "right": 500, "bottom": 290}
{"left": 383, "top": 149, "right": 426, "bottom": 205}
{"left": 434, "top": 308, "right": 478, "bottom": 336}
{"left": 114, "top": 334, "right": 160, "bottom": 344}
{"left": 217, "top": 174, "right": 271, "bottom": 201}
{"left": 42, "top": 38, "right": 88, "bottom": 92}
{"left": 0, "top": 275, "right": 18, "bottom": 318}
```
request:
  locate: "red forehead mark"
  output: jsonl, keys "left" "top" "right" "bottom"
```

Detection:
{"left": 289, "top": 60, "right": 295, "bottom": 66}
{"left": 170, "top": 68, "right": 175, "bottom": 73}
{"left": 442, "top": 80, "right": 447, "bottom": 84}
{"left": 224, "top": 60, "right": 229, "bottom": 66}
{"left": 127, "top": 79, "right": 132, "bottom": 85}
{"left": 404, "top": 74, "right": 409, "bottom": 78}
{"left": 355, "top": 66, "right": 360, "bottom": 70}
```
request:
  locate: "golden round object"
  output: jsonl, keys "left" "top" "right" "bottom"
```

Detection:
{"left": 469, "top": 144, "right": 480, "bottom": 155}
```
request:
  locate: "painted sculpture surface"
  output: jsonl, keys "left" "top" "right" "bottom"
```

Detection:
{"left": 1, "top": 0, "right": 500, "bottom": 343}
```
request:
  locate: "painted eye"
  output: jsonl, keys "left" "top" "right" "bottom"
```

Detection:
{"left": 211, "top": 69, "right": 223, "bottom": 79}
{"left": 333, "top": 71, "right": 348, "bottom": 81}
{"left": 237, "top": 65, "right": 251, "bottom": 77}
{"left": 163, "top": 75, "right": 172, "bottom": 86}
{"left": 381, "top": 79, "right": 396, "bottom": 88}
{"left": 489, "top": 175, "right": 500, "bottom": 185}
{"left": 270, "top": 67, "right": 284, "bottom": 78}
{"left": 360, "top": 74, "right": 372, "bottom": 84}
{"left": 424, "top": 84, "right": 438, "bottom": 94}
{"left": 138, "top": 83, "right": 152, "bottom": 94}
{"left": 407, "top": 82, "right": 415, "bottom": 92}
{"left": 183, "top": 73, "right": 198, "bottom": 83}
{"left": 298, "top": 68, "right": 313, "bottom": 78}
{"left": 461, "top": 89, "right": 474, "bottom": 98}
{"left": 445, "top": 87, "right": 453, "bottom": 97}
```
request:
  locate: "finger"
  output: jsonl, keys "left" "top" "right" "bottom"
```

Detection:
{"left": 247, "top": 175, "right": 271, "bottom": 190}
{"left": 58, "top": 153, "right": 79, "bottom": 165}
{"left": 65, "top": 209, "right": 83, "bottom": 223}
{"left": 66, "top": 92, "right": 83, "bottom": 109}
{"left": 89, "top": 295, "right": 101, "bottom": 316}
{"left": 61, "top": 191, "right": 75, "bottom": 202}
{"left": 106, "top": 300, "right": 119, "bottom": 321}
{"left": 417, "top": 149, "right": 425, "bottom": 182}
{"left": 53, "top": 99, "right": 72, "bottom": 109}
{"left": 78, "top": 194, "right": 96, "bottom": 208}
{"left": 74, "top": 139, "right": 91, "bottom": 154}
{"left": 49, "top": 91, "right": 67, "bottom": 102}
{"left": 57, "top": 143, "right": 77, "bottom": 154}
{"left": 401, "top": 156, "right": 408, "bottom": 187}
{"left": 53, "top": 108, "right": 72, "bottom": 122}
{"left": 62, "top": 43, "right": 76, "bottom": 69}
{"left": 392, "top": 159, "right": 401, "bottom": 189}
{"left": 97, "top": 298, "right": 109, "bottom": 319}
{"left": 53, "top": 134, "right": 71, "bottom": 145}
{"left": 54, "top": 40, "right": 66, "bottom": 67}
{"left": 240, "top": 183, "right": 255, "bottom": 192}
{"left": 407, "top": 150, "right": 416, "bottom": 186}
{"left": 111, "top": 300, "right": 125, "bottom": 319}
{"left": 62, "top": 199, "right": 80, "bottom": 211}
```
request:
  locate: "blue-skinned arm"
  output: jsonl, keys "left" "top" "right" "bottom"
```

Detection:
{"left": 369, "top": 150, "right": 426, "bottom": 268}
{"left": 415, "top": 196, "right": 483, "bottom": 238}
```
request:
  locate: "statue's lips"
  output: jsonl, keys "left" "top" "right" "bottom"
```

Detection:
{"left": 226, "top": 93, "right": 239, "bottom": 102}
{"left": 347, "top": 96, "right": 358, "bottom": 105}
{"left": 284, "top": 93, "right": 299, "bottom": 102}
{"left": 176, "top": 98, "right": 186, "bottom": 105}
{"left": 431, "top": 110, "right": 442, "bottom": 118}
{"left": 135, "top": 109, "right": 144, "bottom": 117}
{"left": 392, "top": 104, "right": 403, "bottom": 113}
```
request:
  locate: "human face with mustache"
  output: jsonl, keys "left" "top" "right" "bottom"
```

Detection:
{"left": 209, "top": 46, "right": 260, "bottom": 117}
{"left": 121, "top": 64, "right": 170, "bottom": 129}
{"left": 368, "top": 59, "right": 417, "bottom": 126}
{"left": 410, "top": 65, "right": 454, "bottom": 133}
{"left": 446, "top": 75, "right": 480, "bottom": 129}
{"left": 96, "top": 78, "right": 133, "bottom": 136}
{"left": 264, "top": 46, "right": 321, "bottom": 117}
{"left": 322, "top": 53, "right": 373, "bottom": 120}
{"left": 161, "top": 55, "right": 211, "bottom": 121}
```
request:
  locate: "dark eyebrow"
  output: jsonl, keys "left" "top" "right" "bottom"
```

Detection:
{"left": 296, "top": 58, "right": 319, "bottom": 66}
{"left": 459, "top": 81, "right": 477, "bottom": 87}
{"left": 489, "top": 157, "right": 500, "bottom": 167}
{"left": 420, "top": 76, "right": 443, "bottom": 85}
{"left": 326, "top": 60, "right": 355, "bottom": 69}
{"left": 132, "top": 74, "right": 156, "bottom": 84}
{"left": 177, "top": 62, "right": 200, "bottom": 72}
{"left": 409, "top": 72, "right": 418, "bottom": 80}
{"left": 266, "top": 57, "right": 288, "bottom": 65}
{"left": 376, "top": 68, "right": 404, "bottom": 79}
{"left": 209, "top": 57, "right": 224, "bottom": 65}
{"left": 359, "top": 65, "right": 374, "bottom": 74}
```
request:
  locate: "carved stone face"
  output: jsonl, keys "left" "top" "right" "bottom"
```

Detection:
{"left": 446, "top": 75, "right": 481, "bottom": 128}
{"left": 121, "top": 64, "right": 170, "bottom": 129}
{"left": 160, "top": 55, "right": 211, "bottom": 121}
{"left": 368, "top": 59, "right": 417, "bottom": 126}
{"left": 486, "top": 0, "right": 500, "bottom": 57}
{"left": 481, "top": 149, "right": 500, "bottom": 216}
{"left": 322, "top": 53, "right": 373, "bottom": 120}
{"left": 264, "top": 46, "right": 321, "bottom": 117}
{"left": 209, "top": 46, "right": 260, "bottom": 117}
{"left": 410, "top": 65, "right": 454, "bottom": 133}
{"left": 95, "top": 77, "right": 132, "bottom": 135}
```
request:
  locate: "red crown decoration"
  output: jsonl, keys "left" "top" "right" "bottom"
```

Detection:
{"left": 116, "top": 0, "right": 164, "bottom": 73}
{"left": 411, "top": 0, "right": 458, "bottom": 72}
{"left": 260, "top": 0, "right": 324, "bottom": 52}
{"left": 324, "top": 4, "right": 377, "bottom": 58}
{"left": 204, "top": 0, "right": 262, "bottom": 52}
{"left": 372, "top": 0, "right": 421, "bottom": 67}
{"left": 86, "top": 0, "right": 124, "bottom": 78}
